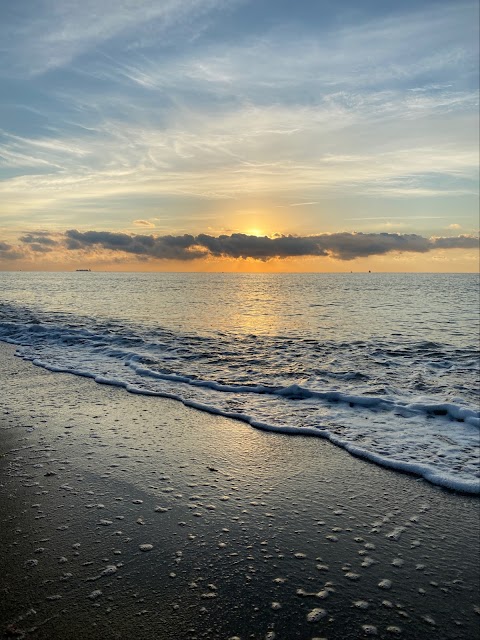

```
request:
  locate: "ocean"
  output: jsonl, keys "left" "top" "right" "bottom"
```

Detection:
{"left": 0, "top": 271, "right": 478, "bottom": 493}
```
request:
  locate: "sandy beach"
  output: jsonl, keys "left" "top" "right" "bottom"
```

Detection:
{"left": 1, "top": 341, "right": 479, "bottom": 640}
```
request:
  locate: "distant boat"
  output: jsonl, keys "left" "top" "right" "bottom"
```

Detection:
{"left": 75, "top": 269, "right": 91, "bottom": 272}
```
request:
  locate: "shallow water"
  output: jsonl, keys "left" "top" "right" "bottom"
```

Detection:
{"left": 0, "top": 272, "right": 479, "bottom": 492}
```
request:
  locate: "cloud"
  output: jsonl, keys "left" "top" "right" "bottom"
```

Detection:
{"left": 0, "top": 0, "right": 477, "bottom": 251}
{"left": 1, "top": 0, "right": 243, "bottom": 76}
{"left": 195, "top": 233, "right": 328, "bottom": 259}
{"left": 0, "top": 0, "right": 477, "bottom": 232}
{"left": 2, "top": 230, "right": 477, "bottom": 264}
{"left": 19, "top": 233, "right": 58, "bottom": 246}
{"left": 0, "top": 241, "right": 25, "bottom": 260}
{"left": 431, "top": 235, "right": 479, "bottom": 250}
{"left": 447, "top": 223, "right": 461, "bottom": 229}
{"left": 58, "top": 230, "right": 479, "bottom": 262}
{"left": 65, "top": 229, "right": 206, "bottom": 260}
{"left": 133, "top": 219, "right": 156, "bottom": 227}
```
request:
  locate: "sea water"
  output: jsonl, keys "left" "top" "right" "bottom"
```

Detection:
{"left": 0, "top": 272, "right": 478, "bottom": 493}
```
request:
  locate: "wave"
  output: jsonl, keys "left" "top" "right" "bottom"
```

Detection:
{"left": 126, "top": 361, "right": 480, "bottom": 427}
{"left": 8, "top": 354, "right": 480, "bottom": 495}
{"left": 0, "top": 314, "right": 479, "bottom": 495}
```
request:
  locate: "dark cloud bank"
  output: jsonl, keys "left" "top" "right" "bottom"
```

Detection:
{"left": 63, "top": 230, "right": 479, "bottom": 261}
{"left": 3, "top": 230, "right": 478, "bottom": 262}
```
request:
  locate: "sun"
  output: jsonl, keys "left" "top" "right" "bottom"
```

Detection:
{"left": 246, "top": 228, "right": 265, "bottom": 237}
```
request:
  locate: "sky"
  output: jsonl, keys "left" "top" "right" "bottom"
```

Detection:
{"left": 0, "top": 0, "right": 478, "bottom": 272}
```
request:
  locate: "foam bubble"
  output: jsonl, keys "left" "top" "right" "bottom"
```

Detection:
{"left": 361, "top": 557, "right": 376, "bottom": 568}
{"left": 101, "top": 565, "right": 118, "bottom": 576}
{"left": 362, "top": 625, "right": 378, "bottom": 636}
{"left": 307, "top": 608, "right": 327, "bottom": 622}
{"left": 378, "top": 579, "right": 393, "bottom": 590}
{"left": 345, "top": 572, "right": 360, "bottom": 581}
{"left": 24, "top": 559, "right": 39, "bottom": 568}
{"left": 386, "top": 626, "right": 403, "bottom": 635}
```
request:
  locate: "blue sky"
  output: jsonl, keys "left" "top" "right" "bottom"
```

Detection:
{"left": 0, "top": 0, "right": 478, "bottom": 270}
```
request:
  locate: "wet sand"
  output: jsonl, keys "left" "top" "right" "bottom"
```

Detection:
{"left": 1, "top": 342, "right": 479, "bottom": 640}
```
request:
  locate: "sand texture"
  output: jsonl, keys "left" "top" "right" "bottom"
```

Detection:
{"left": 1, "top": 343, "right": 479, "bottom": 639}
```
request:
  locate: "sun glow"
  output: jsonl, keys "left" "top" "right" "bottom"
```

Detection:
{"left": 246, "top": 228, "right": 265, "bottom": 237}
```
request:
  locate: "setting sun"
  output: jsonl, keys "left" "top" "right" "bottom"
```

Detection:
{"left": 246, "top": 228, "right": 265, "bottom": 237}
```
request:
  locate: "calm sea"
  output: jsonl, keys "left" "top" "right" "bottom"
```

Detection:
{"left": 0, "top": 272, "right": 478, "bottom": 493}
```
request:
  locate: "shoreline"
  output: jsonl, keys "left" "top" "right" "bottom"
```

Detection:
{"left": 4, "top": 342, "right": 479, "bottom": 496}
{"left": 1, "top": 342, "right": 479, "bottom": 639}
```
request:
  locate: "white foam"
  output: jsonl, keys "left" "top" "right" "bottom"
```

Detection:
{"left": 362, "top": 625, "right": 378, "bottom": 636}
{"left": 306, "top": 608, "right": 327, "bottom": 622}
{"left": 100, "top": 565, "right": 118, "bottom": 576}
{"left": 378, "top": 579, "right": 393, "bottom": 590}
